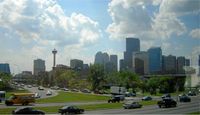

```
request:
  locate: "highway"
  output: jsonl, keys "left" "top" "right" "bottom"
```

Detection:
{"left": 86, "top": 96, "right": 200, "bottom": 114}
{"left": 0, "top": 94, "right": 199, "bottom": 114}
{"left": 24, "top": 85, "right": 58, "bottom": 99}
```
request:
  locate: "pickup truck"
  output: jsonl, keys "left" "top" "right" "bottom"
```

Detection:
{"left": 157, "top": 98, "right": 177, "bottom": 108}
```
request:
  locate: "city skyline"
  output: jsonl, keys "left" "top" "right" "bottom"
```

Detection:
{"left": 0, "top": 0, "right": 199, "bottom": 74}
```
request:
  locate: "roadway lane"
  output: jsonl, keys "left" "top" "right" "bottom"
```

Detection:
{"left": 86, "top": 96, "right": 200, "bottom": 114}
{"left": 24, "top": 85, "right": 58, "bottom": 98}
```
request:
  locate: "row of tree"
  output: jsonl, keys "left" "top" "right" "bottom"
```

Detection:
{"left": 88, "top": 64, "right": 186, "bottom": 94}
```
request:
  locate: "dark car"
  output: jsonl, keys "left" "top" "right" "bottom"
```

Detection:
{"left": 157, "top": 98, "right": 177, "bottom": 108}
{"left": 81, "top": 89, "right": 91, "bottom": 93}
{"left": 12, "top": 107, "right": 45, "bottom": 114}
{"left": 123, "top": 102, "right": 142, "bottom": 109}
{"left": 108, "top": 96, "right": 120, "bottom": 103}
{"left": 179, "top": 94, "right": 191, "bottom": 102}
{"left": 125, "top": 92, "right": 136, "bottom": 97}
{"left": 142, "top": 96, "right": 152, "bottom": 101}
{"left": 161, "top": 93, "right": 171, "bottom": 99}
{"left": 58, "top": 105, "right": 84, "bottom": 114}
{"left": 188, "top": 91, "right": 196, "bottom": 96}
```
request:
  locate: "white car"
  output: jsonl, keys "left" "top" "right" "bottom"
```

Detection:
{"left": 63, "top": 88, "right": 69, "bottom": 92}
{"left": 35, "top": 93, "right": 41, "bottom": 98}
{"left": 27, "top": 85, "right": 32, "bottom": 88}
{"left": 46, "top": 90, "right": 52, "bottom": 96}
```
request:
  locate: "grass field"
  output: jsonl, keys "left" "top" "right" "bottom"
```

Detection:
{"left": 36, "top": 91, "right": 109, "bottom": 103}
{"left": 188, "top": 111, "right": 200, "bottom": 114}
{"left": 0, "top": 100, "right": 157, "bottom": 114}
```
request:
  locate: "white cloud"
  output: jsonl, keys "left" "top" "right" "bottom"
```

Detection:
{"left": 190, "top": 28, "right": 200, "bottom": 39}
{"left": 0, "top": 0, "right": 101, "bottom": 46}
{"left": 106, "top": 0, "right": 199, "bottom": 40}
{"left": 159, "top": 0, "right": 200, "bottom": 16}
{"left": 0, "top": 0, "right": 102, "bottom": 73}
{"left": 106, "top": 0, "right": 152, "bottom": 39}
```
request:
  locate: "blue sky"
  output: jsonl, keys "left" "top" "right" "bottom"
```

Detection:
{"left": 0, "top": 0, "right": 199, "bottom": 73}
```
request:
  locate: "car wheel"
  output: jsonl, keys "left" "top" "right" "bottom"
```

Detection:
{"left": 6, "top": 102, "right": 13, "bottom": 106}
{"left": 174, "top": 104, "right": 177, "bottom": 107}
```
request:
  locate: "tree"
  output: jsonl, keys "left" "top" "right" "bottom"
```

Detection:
{"left": 118, "top": 71, "right": 140, "bottom": 91}
{"left": 55, "top": 70, "right": 77, "bottom": 88}
{"left": 88, "top": 64, "right": 105, "bottom": 92}
{"left": 105, "top": 72, "right": 120, "bottom": 86}
{"left": 0, "top": 72, "right": 12, "bottom": 90}
{"left": 147, "top": 76, "right": 160, "bottom": 95}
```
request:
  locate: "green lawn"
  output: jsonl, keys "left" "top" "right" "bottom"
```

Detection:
{"left": 0, "top": 100, "right": 157, "bottom": 114}
{"left": 188, "top": 111, "right": 200, "bottom": 114}
{"left": 36, "top": 91, "right": 109, "bottom": 103}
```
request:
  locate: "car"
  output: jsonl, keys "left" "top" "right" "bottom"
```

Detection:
{"left": 51, "top": 86, "right": 60, "bottom": 90}
{"left": 157, "top": 98, "right": 177, "bottom": 108}
{"left": 188, "top": 91, "right": 196, "bottom": 96}
{"left": 125, "top": 92, "right": 136, "bottom": 97}
{"left": 108, "top": 96, "right": 120, "bottom": 103}
{"left": 12, "top": 107, "right": 45, "bottom": 114}
{"left": 179, "top": 94, "right": 191, "bottom": 102}
{"left": 38, "top": 86, "right": 44, "bottom": 90}
{"left": 46, "top": 90, "right": 52, "bottom": 96}
{"left": 142, "top": 96, "right": 152, "bottom": 101}
{"left": 123, "top": 102, "right": 142, "bottom": 109}
{"left": 81, "top": 89, "right": 91, "bottom": 93}
{"left": 161, "top": 93, "right": 171, "bottom": 99}
{"left": 32, "top": 84, "right": 37, "bottom": 87}
{"left": 62, "top": 88, "right": 69, "bottom": 92}
{"left": 108, "top": 95, "right": 124, "bottom": 103}
{"left": 27, "top": 85, "right": 32, "bottom": 88}
{"left": 34, "top": 93, "right": 41, "bottom": 98}
{"left": 71, "top": 89, "right": 79, "bottom": 92}
{"left": 58, "top": 105, "right": 84, "bottom": 114}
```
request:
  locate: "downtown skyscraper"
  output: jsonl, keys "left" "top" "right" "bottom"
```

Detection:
{"left": 123, "top": 38, "right": 140, "bottom": 70}
{"left": 148, "top": 47, "right": 162, "bottom": 74}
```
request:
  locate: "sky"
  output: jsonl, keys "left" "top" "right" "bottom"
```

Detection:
{"left": 0, "top": 0, "right": 199, "bottom": 74}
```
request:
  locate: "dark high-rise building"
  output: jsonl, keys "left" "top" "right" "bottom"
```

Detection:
{"left": 120, "top": 59, "right": 126, "bottom": 71}
{"left": 70, "top": 59, "right": 83, "bottom": 70}
{"left": 110, "top": 55, "right": 118, "bottom": 71}
{"left": 0, "top": 63, "right": 10, "bottom": 74}
{"left": 177, "top": 56, "right": 186, "bottom": 74}
{"left": 162, "top": 55, "right": 176, "bottom": 74}
{"left": 33, "top": 59, "right": 45, "bottom": 76}
{"left": 134, "top": 51, "right": 149, "bottom": 75}
{"left": 198, "top": 55, "right": 200, "bottom": 66}
{"left": 148, "top": 47, "right": 162, "bottom": 74}
{"left": 126, "top": 38, "right": 140, "bottom": 52}
{"left": 94, "top": 51, "right": 109, "bottom": 66}
{"left": 185, "top": 59, "right": 190, "bottom": 66}
{"left": 124, "top": 38, "right": 140, "bottom": 70}
{"left": 135, "top": 58, "right": 144, "bottom": 75}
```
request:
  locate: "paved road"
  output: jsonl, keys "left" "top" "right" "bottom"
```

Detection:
{"left": 24, "top": 85, "right": 58, "bottom": 98}
{"left": 86, "top": 96, "right": 200, "bottom": 114}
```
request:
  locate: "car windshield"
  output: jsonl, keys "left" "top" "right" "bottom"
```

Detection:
{"left": 8, "top": 96, "right": 16, "bottom": 100}
{"left": 72, "top": 106, "right": 78, "bottom": 109}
